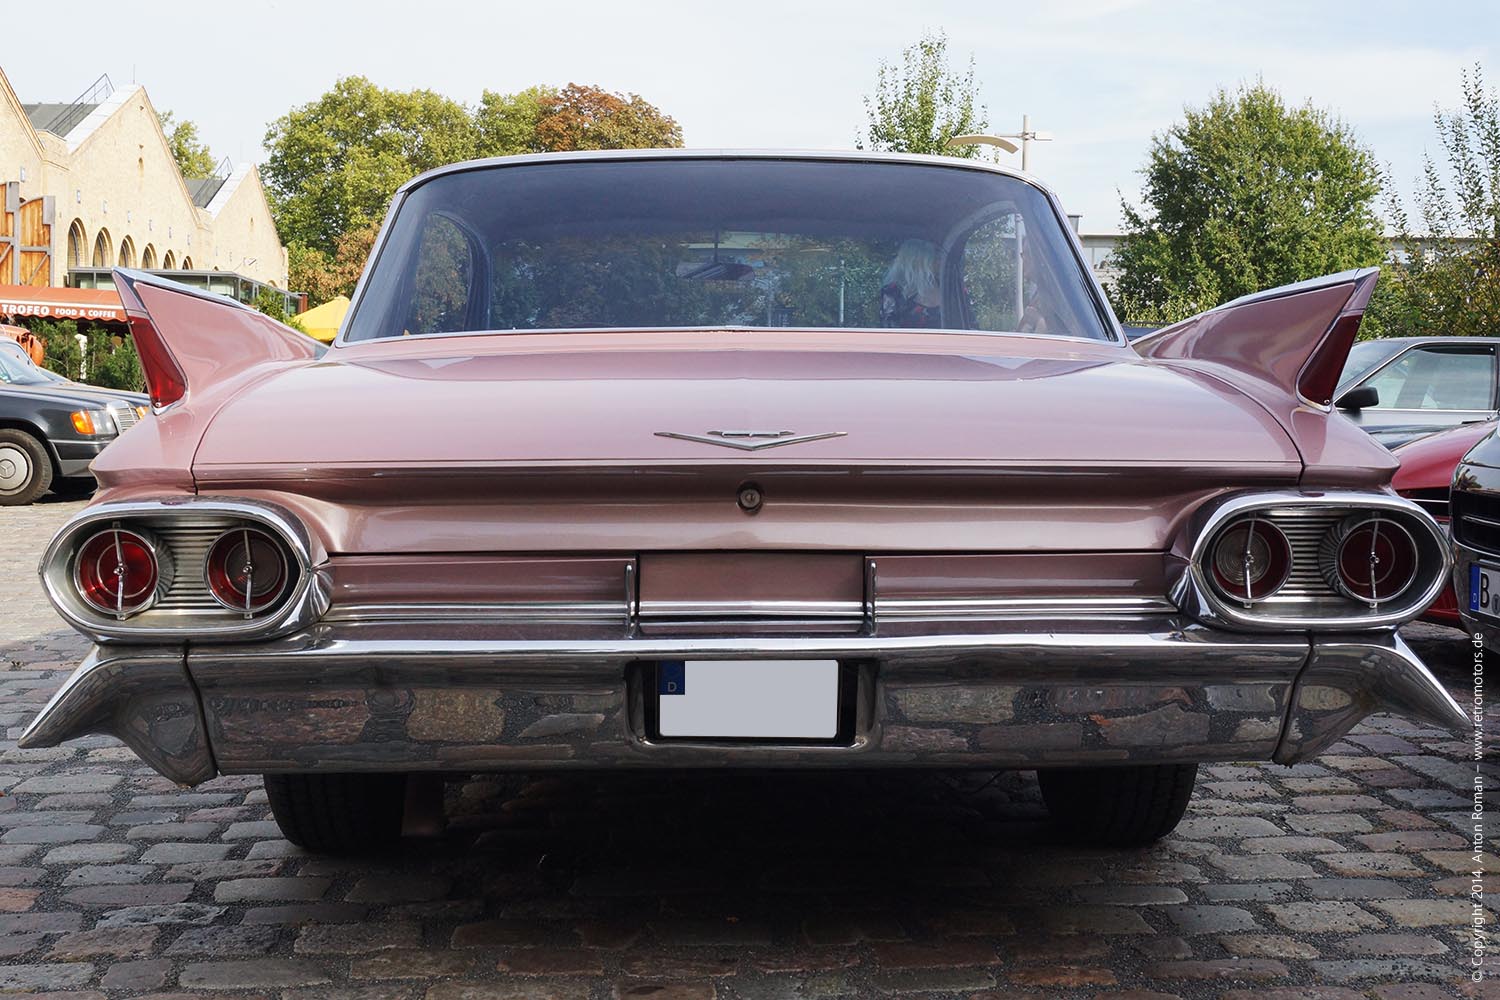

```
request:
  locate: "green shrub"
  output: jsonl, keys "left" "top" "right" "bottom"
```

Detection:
{"left": 85, "top": 331, "right": 145, "bottom": 391}
{"left": 27, "top": 319, "right": 84, "bottom": 380}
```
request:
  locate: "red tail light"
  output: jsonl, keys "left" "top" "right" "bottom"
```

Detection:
{"left": 126, "top": 312, "right": 188, "bottom": 409}
{"left": 1208, "top": 517, "right": 1292, "bottom": 603}
{"left": 1325, "top": 516, "right": 1418, "bottom": 604}
{"left": 205, "top": 527, "right": 290, "bottom": 613}
{"left": 74, "top": 528, "right": 163, "bottom": 616}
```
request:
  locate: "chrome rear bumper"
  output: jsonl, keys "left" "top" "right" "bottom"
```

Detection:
{"left": 19, "top": 619, "right": 1468, "bottom": 785}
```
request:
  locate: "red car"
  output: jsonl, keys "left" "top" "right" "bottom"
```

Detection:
{"left": 1391, "top": 418, "right": 1497, "bottom": 626}
{"left": 20, "top": 151, "right": 1469, "bottom": 853}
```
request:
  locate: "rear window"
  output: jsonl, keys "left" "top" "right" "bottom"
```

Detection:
{"left": 345, "top": 158, "right": 1111, "bottom": 342}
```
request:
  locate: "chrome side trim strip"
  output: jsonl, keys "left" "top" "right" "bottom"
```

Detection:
{"left": 318, "top": 595, "right": 1178, "bottom": 627}
{"left": 323, "top": 602, "right": 628, "bottom": 625}
{"left": 875, "top": 596, "right": 1176, "bottom": 619}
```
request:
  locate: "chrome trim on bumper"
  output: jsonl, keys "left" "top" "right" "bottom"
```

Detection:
{"left": 18, "top": 618, "right": 1468, "bottom": 783}
{"left": 18, "top": 645, "right": 214, "bottom": 785}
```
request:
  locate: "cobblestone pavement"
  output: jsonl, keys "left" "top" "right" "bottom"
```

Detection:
{"left": 1, "top": 498, "right": 1497, "bottom": 1000}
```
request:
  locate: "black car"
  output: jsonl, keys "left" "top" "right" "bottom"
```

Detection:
{"left": 0, "top": 351, "right": 149, "bottom": 505}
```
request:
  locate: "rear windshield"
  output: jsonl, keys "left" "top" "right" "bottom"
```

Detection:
{"left": 345, "top": 158, "right": 1112, "bottom": 342}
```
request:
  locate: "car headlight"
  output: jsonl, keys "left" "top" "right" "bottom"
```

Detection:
{"left": 69, "top": 409, "right": 117, "bottom": 436}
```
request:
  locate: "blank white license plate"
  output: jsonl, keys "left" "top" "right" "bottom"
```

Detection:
{"left": 657, "top": 659, "right": 840, "bottom": 739}
{"left": 1471, "top": 564, "right": 1500, "bottom": 619}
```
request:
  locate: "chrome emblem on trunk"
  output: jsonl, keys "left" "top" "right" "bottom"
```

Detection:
{"left": 655, "top": 430, "right": 847, "bottom": 451}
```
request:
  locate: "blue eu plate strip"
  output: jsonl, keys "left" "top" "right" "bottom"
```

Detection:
{"left": 659, "top": 660, "right": 686, "bottom": 696}
{"left": 1472, "top": 564, "right": 1482, "bottom": 612}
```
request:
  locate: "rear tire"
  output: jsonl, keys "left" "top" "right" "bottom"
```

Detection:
{"left": 263, "top": 773, "right": 407, "bottom": 854}
{"left": 1038, "top": 763, "right": 1197, "bottom": 847}
{"left": 0, "top": 429, "right": 51, "bottom": 506}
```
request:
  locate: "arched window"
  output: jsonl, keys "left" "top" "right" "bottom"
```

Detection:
{"left": 117, "top": 236, "right": 136, "bottom": 268}
{"left": 181, "top": 256, "right": 193, "bottom": 270}
{"left": 162, "top": 250, "right": 176, "bottom": 270}
{"left": 141, "top": 245, "right": 158, "bottom": 269}
{"left": 66, "top": 220, "right": 87, "bottom": 268}
{"left": 92, "top": 229, "right": 113, "bottom": 267}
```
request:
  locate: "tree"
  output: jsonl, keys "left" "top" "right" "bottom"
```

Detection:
{"left": 158, "top": 111, "right": 216, "bottom": 179}
{"left": 1108, "top": 83, "right": 1385, "bottom": 326}
{"left": 263, "top": 77, "right": 478, "bottom": 256}
{"left": 531, "top": 84, "right": 682, "bottom": 152}
{"left": 475, "top": 86, "right": 554, "bottom": 156}
{"left": 859, "top": 31, "right": 987, "bottom": 158}
{"left": 287, "top": 220, "right": 382, "bottom": 305}
{"left": 1366, "top": 66, "right": 1500, "bottom": 339}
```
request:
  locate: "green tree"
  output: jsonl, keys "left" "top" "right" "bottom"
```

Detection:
{"left": 158, "top": 111, "right": 216, "bottom": 178}
{"left": 475, "top": 86, "right": 554, "bottom": 156}
{"left": 263, "top": 77, "right": 478, "bottom": 256}
{"left": 859, "top": 30, "right": 987, "bottom": 158}
{"left": 1108, "top": 83, "right": 1385, "bottom": 325}
{"left": 1366, "top": 66, "right": 1500, "bottom": 339}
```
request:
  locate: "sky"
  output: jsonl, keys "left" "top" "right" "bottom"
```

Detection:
{"left": 6, "top": 0, "right": 1496, "bottom": 233}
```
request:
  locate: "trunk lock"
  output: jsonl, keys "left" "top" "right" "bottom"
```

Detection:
{"left": 737, "top": 483, "right": 764, "bottom": 514}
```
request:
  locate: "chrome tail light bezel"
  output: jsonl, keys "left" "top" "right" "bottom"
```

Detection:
{"left": 204, "top": 526, "right": 294, "bottom": 615}
{"left": 72, "top": 526, "right": 172, "bottom": 618}
{"left": 1171, "top": 490, "right": 1451, "bottom": 632}
{"left": 40, "top": 496, "right": 328, "bottom": 643}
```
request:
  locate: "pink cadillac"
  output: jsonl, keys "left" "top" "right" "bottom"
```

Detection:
{"left": 22, "top": 151, "right": 1468, "bottom": 853}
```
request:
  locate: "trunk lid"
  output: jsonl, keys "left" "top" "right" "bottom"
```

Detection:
{"left": 192, "top": 329, "right": 1299, "bottom": 480}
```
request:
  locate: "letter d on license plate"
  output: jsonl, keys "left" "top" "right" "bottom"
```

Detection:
{"left": 657, "top": 659, "right": 840, "bottom": 739}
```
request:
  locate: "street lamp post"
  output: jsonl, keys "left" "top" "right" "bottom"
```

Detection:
{"left": 948, "top": 114, "right": 1054, "bottom": 171}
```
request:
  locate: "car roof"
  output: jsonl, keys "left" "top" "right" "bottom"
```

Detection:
{"left": 397, "top": 148, "right": 1052, "bottom": 198}
{"left": 1359, "top": 336, "right": 1500, "bottom": 347}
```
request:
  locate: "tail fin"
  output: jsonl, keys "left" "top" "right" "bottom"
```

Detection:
{"left": 116, "top": 269, "right": 321, "bottom": 410}
{"left": 1133, "top": 268, "right": 1378, "bottom": 407}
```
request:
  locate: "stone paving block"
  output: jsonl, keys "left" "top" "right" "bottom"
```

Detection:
{"left": 1316, "top": 852, "right": 1429, "bottom": 877}
{"left": 1142, "top": 958, "right": 1287, "bottom": 980}
{"left": 1266, "top": 901, "right": 1384, "bottom": 933}
{"left": 1368, "top": 897, "right": 1476, "bottom": 926}
{"left": 0, "top": 961, "right": 95, "bottom": 990}
{"left": 352, "top": 949, "right": 476, "bottom": 979}
{"left": 1208, "top": 855, "right": 1320, "bottom": 880}
{"left": 1285, "top": 813, "right": 1373, "bottom": 834}
{"left": 179, "top": 958, "right": 334, "bottom": 988}
{"left": 1174, "top": 815, "right": 1284, "bottom": 838}
{"left": 1165, "top": 905, "right": 1260, "bottom": 934}
{"left": 1336, "top": 932, "right": 1449, "bottom": 955}
{"left": 212, "top": 876, "right": 333, "bottom": 902}
{"left": 166, "top": 924, "right": 284, "bottom": 956}
{"left": 294, "top": 921, "right": 424, "bottom": 953}
{"left": 1302, "top": 877, "right": 1411, "bottom": 900}
{"left": 1217, "top": 934, "right": 1320, "bottom": 958}
{"left": 1308, "top": 958, "right": 1455, "bottom": 981}
{"left": 100, "top": 957, "right": 170, "bottom": 991}
{"left": 46, "top": 925, "right": 159, "bottom": 960}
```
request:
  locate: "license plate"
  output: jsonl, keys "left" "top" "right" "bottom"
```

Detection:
{"left": 1471, "top": 564, "right": 1500, "bottom": 619}
{"left": 656, "top": 659, "right": 840, "bottom": 739}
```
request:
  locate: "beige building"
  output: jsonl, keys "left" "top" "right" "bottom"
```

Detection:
{"left": 0, "top": 69, "right": 289, "bottom": 303}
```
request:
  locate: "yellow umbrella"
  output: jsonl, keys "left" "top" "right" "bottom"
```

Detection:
{"left": 296, "top": 295, "right": 350, "bottom": 343}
